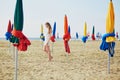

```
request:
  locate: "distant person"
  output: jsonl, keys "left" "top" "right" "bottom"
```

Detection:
{"left": 43, "top": 22, "right": 53, "bottom": 61}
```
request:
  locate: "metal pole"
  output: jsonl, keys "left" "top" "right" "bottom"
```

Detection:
{"left": 84, "top": 43, "right": 85, "bottom": 48}
{"left": 13, "top": 46, "right": 15, "bottom": 55}
{"left": 14, "top": 47, "right": 18, "bottom": 80}
{"left": 108, "top": 53, "right": 110, "bottom": 74}
{"left": 107, "top": 42, "right": 113, "bottom": 74}
{"left": 9, "top": 42, "right": 11, "bottom": 53}
{"left": 42, "top": 41, "right": 43, "bottom": 48}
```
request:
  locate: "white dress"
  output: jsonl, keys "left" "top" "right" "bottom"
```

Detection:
{"left": 44, "top": 29, "right": 51, "bottom": 46}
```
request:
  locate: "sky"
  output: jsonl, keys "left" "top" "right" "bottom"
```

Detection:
{"left": 0, "top": 0, "right": 120, "bottom": 38}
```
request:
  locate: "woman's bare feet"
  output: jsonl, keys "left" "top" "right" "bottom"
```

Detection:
{"left": 49, "top": 56, "right": 53, "bottom": 61}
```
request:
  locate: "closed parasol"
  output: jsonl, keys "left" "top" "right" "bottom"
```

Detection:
{"left": 51, "top": 22, "right": 56, "bottom": 42}
{"left": 8, "top": 0, "right": 31, "bottom": 79}
{"left": 100, "top": 0, "right": 115, "bottom": 74}
{"left": 40, "top": 24, "right": 45, "bottom": 41}
{"left": 82, "top": 22, "right": 88, "bottom": 43}
{"left": 9, "top": 0, "right": 31, "bottom": 51}
{"left": 76, "top": 32, "right": 79, "bottom": 39}
{"left": 91, "top": 26, "right": 95, "bottom": 40}
{"left": 5, "top": 20, "right": 12, "bottom": 40}
{"left": 63, "top": 15, "right": 71, "bottom": 54}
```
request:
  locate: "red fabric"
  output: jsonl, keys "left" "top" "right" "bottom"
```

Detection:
{"left": 12, "top": 30, "right": 31, "bottom": 51}
{"left": 64, "top": 40, "right": 70, "bottom": 54}
{"left": 50, "top": 36, "right": 55, "bottom": 42}
{"left": 7, "top": 20, "right": 12, "bottom": 33}
{"left": 87, "top": 33, "right": 90, "bottom": 37}
{"left": 63, "top": 33, "right": 71, "bottom": 54}
{"left": 63, "top": 33, "right": 70, "bottom": 41}
{"left": 68, "top": 33, "right": 71, "bottom": 39}
{"left": 92, "top": 34, "right": 95, "bottom": 40}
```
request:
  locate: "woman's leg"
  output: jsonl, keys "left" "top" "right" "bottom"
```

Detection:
{"left": 43, "top": 45, "right": 48, "bottom": 53}
{"left": 46, "top": 45, "right": 53, "bottom": 61}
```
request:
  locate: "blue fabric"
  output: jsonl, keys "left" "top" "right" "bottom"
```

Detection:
{"left": 40, "top": 33, "right": 45, "bottom": 41}
{"left": 68, "top": 26, "right": 71, "bottom": 34}
{"left": 5, "top": 32, "right": 12, "bottom": 40}
{"left": 76, "top": 32, "right": 79, "bottom": 39}
{"left": 82, "top": 36, "right": 88, "bottom": 43}
{"left": 53, "top": 22, "right": 56, "bottom": 36}
{"left": 100, "top": 33, "right": 115, "bottom": 57}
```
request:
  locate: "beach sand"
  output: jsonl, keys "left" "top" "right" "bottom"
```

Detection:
{"left": 0, "top": 40, "right": 120, "bottom": 80}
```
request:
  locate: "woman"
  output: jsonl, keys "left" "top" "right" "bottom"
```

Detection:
{"left": 43, "top": 22, "right": 53, "bottom": 61}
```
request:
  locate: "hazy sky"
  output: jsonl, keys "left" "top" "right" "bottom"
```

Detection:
{"left": 0, "top": 0, "right": 120, "bottom": 38}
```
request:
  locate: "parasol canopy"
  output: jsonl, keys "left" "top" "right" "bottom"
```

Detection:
{"left": 40, "top": 24, "right": 45, "bottom": 41}
{"left": 82, "top": 22, "right": 88, "bottom": 43}
{"left": 63, "top": 15, "right": 70, "bottom": 54}
{"left": 51, "top": 22, "right": 56, "bottom": 42}
{"left": 5, "top": 20, "right": 13, "bottom": 40}
{"left": 68, "top": 25, "right": 71, "bottom": 39}
{"left": 76, "top": 32, "right": 79, "bottom": 39}
{"left": 100, "top": 0, "right": 115, "bottom": 57}
{"left": 106, "top": 0, "right": 115, "bottom": 42}
{"left": 9, "top": 0, "right": 31, "bottom": 51}
{"left": 91, "top": 26, "right": 95, "bottom": 40}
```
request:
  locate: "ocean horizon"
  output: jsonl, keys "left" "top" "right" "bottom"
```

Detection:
{"left": 0, "top": 37, "right": 103, "bottom": 41}
{"left": 0, "top": 37, "right": 79, "bottom": 41}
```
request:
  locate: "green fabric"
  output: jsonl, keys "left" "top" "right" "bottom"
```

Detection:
{"left": 9, "top": 0, "right": 24, "bottom": 44}
{"left": 92, "top": 26, "right": 95, "bottom": 34}
{"left": 10, "top": 35, "right": 19, "bottom": 43}
{"left": 14, "top": 0, "right": 24, "bottom": 31}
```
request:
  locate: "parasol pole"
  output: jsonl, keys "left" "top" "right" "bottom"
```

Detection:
{"left": 84, "top": 43, "right": 85, "bottom": 48}
{"left": 41, "top": 40, "right": 43, "bottom": 48}
{"left": 14, "top": 47, "right": 18, "bottom": 80}
{"left": 8, "top": 42, "right": 11, "bottom": 53}
{"left": 107, "top": 42, "right": 113, "bottom": 74}
{"left": 108, "top": 52, "right": 110, "bottom": 74}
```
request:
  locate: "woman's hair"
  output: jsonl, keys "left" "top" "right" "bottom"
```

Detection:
{"left": 45, "top": 22, "right": 52, "bottom": 34}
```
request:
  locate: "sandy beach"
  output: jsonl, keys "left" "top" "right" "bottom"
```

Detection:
{"left": 0, "top": 40, "right": 120, "bottom": 80}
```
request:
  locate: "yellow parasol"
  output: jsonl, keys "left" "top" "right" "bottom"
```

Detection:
{"left": 106, "top": 0, "right": 115, "bottom": 42}
{"left": 82, "top": 22, "right": 88, "bottom": 43}
{"left": 84, "top": 22, "right": 87, "bottom": 37}
{"left": 100, "top": 0, "right": 115, "bottom": 74}
{"left": 40, "top": 24, "right": 45, "bottom": 41}
{"left": 41, "top": 24, "right": 43, "bottom": 34}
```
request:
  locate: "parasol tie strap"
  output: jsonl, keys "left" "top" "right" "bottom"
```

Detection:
{"left": 50, "top": 35, "right": 55, "bottom": 42}
{"left": 100, "top": 33, "right": 115, "bottom": 57}
{"left": 5, "top": 32, "right": 12, "bottom": 40}
{"left": 10, "top": 30, "right": 31, "bottom": 51}
{"left": 82, "top": 36, "right": 88, "bottom": 43}
{"left": 64, "top": 40, "right": 70, "bottom": 53}
{"left": 92, "top": 34, "right": 95, "bottom": 40}
{"left": 40, "top": 33, "right": 45, "bottom": 41}
{"left": 63, "top": 33, "right": 71, "bottom": 41}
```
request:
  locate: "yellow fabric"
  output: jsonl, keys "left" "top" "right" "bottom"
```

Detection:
{"left": 106, "top": 37, "right": 115, "bottom": 42}
{"left": 84, "top": 22, "right": 87, "bottom": 36}
{"left": 41, "top": 24, "right": 43, "bottom": 34}
{"left": 106, "top": 1, "right": 115, "bottom": 42}
{"left": 40, "top": 36, "right": 44, "bottom": 38}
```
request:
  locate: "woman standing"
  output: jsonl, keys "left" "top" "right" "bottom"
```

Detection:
{"left": 43, "top": 22, "right": 53, "bottom": 61}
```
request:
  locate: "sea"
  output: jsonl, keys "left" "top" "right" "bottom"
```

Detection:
{"left": 0, "top": 37, "right": 102, "bottom": 41}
